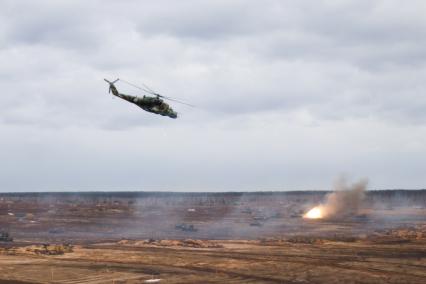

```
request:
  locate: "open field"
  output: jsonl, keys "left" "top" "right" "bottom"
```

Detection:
{"left": 1, "top": 191, "right": 426, "bottom": 283}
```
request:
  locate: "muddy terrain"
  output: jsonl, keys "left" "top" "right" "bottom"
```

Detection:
{"left": 0, "top": 191, "right": 426, "bottom": 283}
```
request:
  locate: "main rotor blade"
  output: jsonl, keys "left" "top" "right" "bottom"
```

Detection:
{"left": 139, "top": 81, "right": 157, "bottom": 95}
{"left": 158, "top": 94, "right": 196, "bottom": 107}
{"left": 120, "top": 78, "right": 195, "bottom": 107}
{"left": 119, "top": 78, "right": 156, "bottom": 96}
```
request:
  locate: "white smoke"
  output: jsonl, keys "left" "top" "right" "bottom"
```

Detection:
{"left": 317, "top": 177, "right": 368, "bottom": 220}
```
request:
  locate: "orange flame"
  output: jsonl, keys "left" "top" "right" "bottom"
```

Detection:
{"left": 304, "top": 206, "right": 323, "bottom": 219}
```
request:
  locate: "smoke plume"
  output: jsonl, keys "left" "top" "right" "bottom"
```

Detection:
{"left": 318, "top": 177, "right": 368, "bottom": 220}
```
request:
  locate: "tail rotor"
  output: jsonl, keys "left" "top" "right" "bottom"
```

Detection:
{"left": 104, "top": 78, "right": 119, "bottom": 94}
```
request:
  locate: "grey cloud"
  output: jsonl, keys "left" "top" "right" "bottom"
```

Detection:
{"left": 1, "top": 1, "right": 104, "bottom": 51}
{"left": 1, "top": 1, "right": 426, "bottom": 191}
{"left": 134, "top": 1, "right": 273, "bottom": 39}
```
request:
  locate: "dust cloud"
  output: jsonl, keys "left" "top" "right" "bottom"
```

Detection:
{"left": 315, "top": 178, "right": 368, "bottom": 220}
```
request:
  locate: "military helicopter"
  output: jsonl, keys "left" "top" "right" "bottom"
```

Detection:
{"left": 104, "top": 78, "right": 193, "bottom": 119}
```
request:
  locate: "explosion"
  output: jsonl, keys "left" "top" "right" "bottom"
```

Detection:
{"left": 304, "top": 206, "right": 323, "bottom": 219}
{"left": 303, "top": 177, "right": 368, "bottom": 220}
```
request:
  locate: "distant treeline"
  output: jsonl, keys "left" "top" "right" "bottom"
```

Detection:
{"left": 0, "top": 189, "right": 425, "bottom": 199}
{"left": 0, "top": 190, "right": 329, "bottom": 199}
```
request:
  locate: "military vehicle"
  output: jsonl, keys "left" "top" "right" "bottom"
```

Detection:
{"left": 250, "top": 221, "right": 263, "bottom": 227}
{"left": 0, "top": 231, "right": 13, "bottom": 242}
{"left": 175, "top": 223, "right": 198, "bottom": 232}
{"left": 241, "top": 208, "right": 253, "bottom": 214}
{"left": 105, "top": 78, "right": 193, "bottom": 119}
{"left": 249, "top": 220, "right": 263, "bottom": 227}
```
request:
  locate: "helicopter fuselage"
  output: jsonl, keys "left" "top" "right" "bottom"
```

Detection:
{"left": 108, "top": 82, "right": 177, "bottom": 119}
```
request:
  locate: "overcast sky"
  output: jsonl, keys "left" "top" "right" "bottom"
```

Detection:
{"left": 1, "top": 0, "right": 426, "bottom": 192}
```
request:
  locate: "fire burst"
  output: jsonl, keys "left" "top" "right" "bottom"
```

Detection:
{"left": 304, "top": 206, "right": 323, "bottom": 219}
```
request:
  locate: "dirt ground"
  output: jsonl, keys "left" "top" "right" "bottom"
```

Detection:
{"left": 1, "top": 238, "right": 426, "bottom": 283}
{"left": 0, "top": 191, "right": 425, "bottom": 283}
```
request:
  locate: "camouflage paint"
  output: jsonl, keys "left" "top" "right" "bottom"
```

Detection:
{"left": 109, "top": 83, "right": 178, "bottom": 119}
